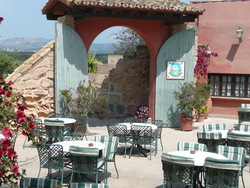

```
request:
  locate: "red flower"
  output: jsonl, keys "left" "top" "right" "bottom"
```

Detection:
{"left": 7, "top": 81, "right": 13, "bottom": 85}
{"left": 17, "top": 103, "right": 27, "bottom": 111}
{"left": 0, "top": 88, "right": 4, "bottom": 94}
{"left": 5, "top": 90, "right": 11, "bottom": 97}
{"left": 2, "top": 128, "right": 12, "bottom": 138}
{"left": 16, "top": 110, "right": 27, "bottom": 123}
{"left": 13, "top": 165, "right": 19, "bottom": 175}
{"left": 8, "top": 148, "right": 16, "bottom": 158}
{"left": 0, "top": 17, "right": 3, "bottom": 24}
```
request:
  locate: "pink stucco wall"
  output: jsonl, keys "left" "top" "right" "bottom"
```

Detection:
{"left": 192, "top": 0, "right": 250, "bottom": 117}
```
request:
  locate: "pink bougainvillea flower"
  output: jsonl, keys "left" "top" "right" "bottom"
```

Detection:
{"left": 5, "top": 90, "right": 11, "bottom": 97}
{"left": 2, "top": 128, "right": 12, "bottom": 138}
{"left": 17, "top": 103, "right": 27, "bottom": 111}
{"left": 7, "top": 81, "right": 13, "bottom": 85}
{"left": 12, "top": 165, "right": 19, "bottom": 175}
{"left": 0, "top": 88, "right": 4, "bottom": 94}
{"left": 8, "top": 148, "right": 16, "bottom": 158}
{"left": 16, "top": 110, "right": 27, "bottom": 123}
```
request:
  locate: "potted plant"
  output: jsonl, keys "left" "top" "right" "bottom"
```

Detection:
{"left": 193, "top": 82, "right": 211, "bottom": 122}
{"left": 133, "top": 104, "right": 149, "bottom": 122}
{"left": 60, "top": 80, "right": 107, "bottom": 130}
{"left": 173, "top": 82, "right": 196, "bottom": 131}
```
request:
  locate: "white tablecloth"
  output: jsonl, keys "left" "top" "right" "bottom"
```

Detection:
{"left": 168, "top": 151, "right": 228, "bottom": 166}
{"left": 42, "top": 118, "right": 76, "bottom": 125}
{"left": 118, "top": 122, "right": 157, "bottom": 130}
{"left": 53, "top": 140, "right": 105, "bottom": 152}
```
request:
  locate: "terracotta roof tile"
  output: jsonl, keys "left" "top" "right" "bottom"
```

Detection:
{"left": 67, "top": 0, "right": 204, "bottom": 12}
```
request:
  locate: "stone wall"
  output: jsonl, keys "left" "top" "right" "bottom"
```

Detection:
{"left": 6, "top": 41, "right": 55, "bottom": 118}
{"left": 89, "top": 46, "right": 150, "bottom": 118}
{"left": 6, "top": 43, "right": 150, "bottom": 119}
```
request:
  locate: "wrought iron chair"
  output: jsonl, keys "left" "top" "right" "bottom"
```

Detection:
{"left": 202, "top": 123, "right": 226, "bottom": 132}
{"left": 129, "top": 125, "right": 157, "bottom": 160}
{"left": 94, "top": 135, "right": 119, "bottom": 179}
{"left": 204, "top": 157, "right": 241, "bottom": 188}
{"left": 70, "top": 114, "right": 88, "bottom": 140}
{"left": 69, "top": 182, "right": 109, "bottom": 188}
{"left": 23, "top": 118, "right": 45, "bottom": 148}
{"left": 197, "top": 131, "right": 224, "bottom": 152}
{"left": 69, "top": 146, "right": 106, "bottom": 184}
{"left": 216, "top": 145, "right": 247, "bottom": 188}
{"left": 177, "top": 141, "right": 207, "bottom": 152}
{"left": 146, "top": 119, "right": 164, "bottom": 151}
{"left": 58, "top": 133, "right": 84, "bottom": 141}
{"left": 107, "top": 123, "right": 131, "bottom": 158}
{"left": 19, "top": 177, "right": 59, "bottom": 188}
{"left": 36, "top": 144, "right": 65, "bottom": 183}
{"left": 227, "top": 131, "right": 250, "bottom": 172}
{"left": 161, "top": 153, "right": 197, "bottom": 188}
{"left": 44, "top": 119, "right": 65, "bottom": 143}
{"left": 124, "top": 117, "right": 142, "bottom": 123}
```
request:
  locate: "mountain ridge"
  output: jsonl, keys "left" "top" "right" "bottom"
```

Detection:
{"left": 0, "top": 37, "right": 114, "bottom": 53}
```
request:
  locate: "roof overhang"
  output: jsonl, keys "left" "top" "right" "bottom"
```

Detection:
{"left": 42, "top": 0, "right": 205, "bottom": 25}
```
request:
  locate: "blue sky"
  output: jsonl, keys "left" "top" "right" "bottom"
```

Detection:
{"left": 0, "top": 0, "right": 189, "bottom": 43}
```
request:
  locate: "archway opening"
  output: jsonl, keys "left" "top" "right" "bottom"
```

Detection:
{"left": 88, "top": 26, "right": 150, "bottom": 119}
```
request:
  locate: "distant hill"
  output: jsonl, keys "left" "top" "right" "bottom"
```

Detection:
{"left": 0, "top": 37, "right": 115, "bottom": 53}
{"left": 89, "top": 43, "right": 114, "bottom": 54}
{"left": 0, "top": 37, "right": 52, "bottom": 52}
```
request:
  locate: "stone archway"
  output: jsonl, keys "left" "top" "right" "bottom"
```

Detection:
{"left": 42, "top": 0, "right": 204, "bottom": 119}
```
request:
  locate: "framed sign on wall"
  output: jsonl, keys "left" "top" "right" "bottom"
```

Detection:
{"left": 166, "top": 61, "right": 185, "bottom": 80}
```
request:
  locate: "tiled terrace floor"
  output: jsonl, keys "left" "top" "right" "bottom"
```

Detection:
{"left": 15, "top": 117, "right": 250, "bottom": 188}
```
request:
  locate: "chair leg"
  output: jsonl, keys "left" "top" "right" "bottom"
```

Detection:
{"left": 241, "top": 169, "right": 245, "bottom": 188}
{"left": 23, "top": 136, "right": 27, "bottom": 149}
{"left": 69, "top": 172, "right": 74, "bottom": 184}
{"left": 37, "top": 168, "right": 41, "bottom": 178}
{"left": 124, "top": 142, "right": 127, "bottom": 158}
{"left": 113, "top": 160, "right": 119, "bottom": 178}
{"left": 160, "top": 138, "right": 163, "bottom": 150}
{"left": 129, "top": 143, "right": 134, "bottom": 158}
{"left": 61, "top": 170, "right": 64, "bottom": 184}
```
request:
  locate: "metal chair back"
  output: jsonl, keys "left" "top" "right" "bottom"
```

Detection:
{"left": 204, "top": 157, "right": 240, "bottom": 188}
{"left": 69, "top": 146, "right": 105, "bottom": 184}
{"left": 197, "top": 131, "right": 224, "bottom": 152}
{"left": 129, "top": 125, "right": 157, "bottom": 159}
{"left": 146, "top": 119, "right": 164, "bottom": 151}
{"left": 36, "top": 144, "right": 64, "bottom": 183}
{"left": 107, "top": 123, "right": 131, "bottom": 158}
{"left": 161, "top": 153, "right": 195, "bottom": 187}
{"left": 44, "top": 119, "right": 65, "bottom": 143}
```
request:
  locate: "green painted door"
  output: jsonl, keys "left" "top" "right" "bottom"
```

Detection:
{"left": 55, "top": 22, "right": 88, "bottom": 114}
{"left": 155, "top": 28, "right": 196, "bottom": 127}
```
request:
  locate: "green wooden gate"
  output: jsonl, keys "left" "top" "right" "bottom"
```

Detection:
{"left": 55, "top": 22, "right": 88, "bottom": 114}
{"left": 155, "top": 28, "right": 196, "bottom": 127}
